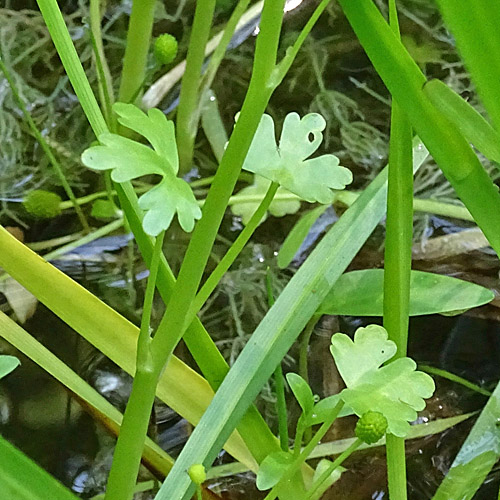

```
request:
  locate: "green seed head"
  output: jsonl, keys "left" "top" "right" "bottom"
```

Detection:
{"left": 355, "top": 411, "right": 388, "bottom": 444}
{"left": 23, "top": 190, "right": 62, "bottom": 219}
{"left": 154, "top": 34, "right": 178, "bottom": 66}
{"left": 188, "top": 464, "right": 206, "bottom": 485}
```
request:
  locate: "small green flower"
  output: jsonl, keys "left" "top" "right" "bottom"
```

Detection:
{"left": 355, "top": 411, "right": 388, "bottom": 444}
{"left": 23, "top": 190, "right": 62, "bottom": 218}
{"left": 188, "top": 464, "right": 206, "bottom": 485}
{"left": 154, "top": 34, "right": 178, "bottom": 66}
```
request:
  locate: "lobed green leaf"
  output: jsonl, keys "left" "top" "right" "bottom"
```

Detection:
{"left": 242, "top": 113, "right": 352, "bottom": 203}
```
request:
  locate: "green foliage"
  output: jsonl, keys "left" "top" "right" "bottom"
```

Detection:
{"left": 286, "top": 372, "right": 315, "bottom": 418}
{"left": 318, "top": 269, "right": 494, "bottom": 316}
{"left": 423, "top": 79, "right": 500, "bottom": 165}
{"left": 23, "top": 189, "right": 62, "bottom": 218}
{"left": 330, "top": 325, "right": 435, "bottom": 437}
{"left": 0, "top": 435, "right": 77, "bottom": 500}
{"left": 231, "top": 174, "right": 301, "bottom": 224}
{"left": 154, "top": 34, "right": 178, "bottom": 66}
{"left": 0, "top": 355, "right": 19, "bottom": 379}
{"left": 256, "top": 451, "right": 294, "bottom": 490}
{"left": 82, "top": 103, "right": 201, "bottom": 235}
{"left": 355, "top": 411, "right": 388, "bottom": 444}
{"left": 242, "top": 113, "right": 352, "bottom": 203}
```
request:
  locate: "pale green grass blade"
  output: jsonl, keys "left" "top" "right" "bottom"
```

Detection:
{"left": 435, "top": 0, "right": 500, "bottom": 133}
{"left": 154, "top": 140, "right": 429, "bottom": 500}
{"left": 318, "top": 269, "right": 494, "bottom": 316}
{"left": 35, "top": 0, "right": 107, "bottom": 136}
{"left": 0, "top": 435, "right": 78, "bottom": 499}
{"left": 337, "top": 0, "right": 500, "bottom": 257}
{"left": 432, "top": 381, "right": 500, "bottom": 500}
{"left": 0, "top": 225, "right": 256, "bottom": 471}
{"left": 423, "top": 79, "right": 500, "bottom": 164}
{"left": 0, "top": 311, "right": 174, "bottom": 476}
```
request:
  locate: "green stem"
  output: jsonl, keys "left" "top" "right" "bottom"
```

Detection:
{"left": 304, "top": 438, "right": 362, "bottom": 500}
{"left": 382, "top": 2, "right": 412, "bottom": 499}
{"left": 0, "top": 54, "right": 91, "bottom": 233}
{"left": 266, "top": 268, "right": 289, "bottom": 452}
{"left": 298, "top": 315, "right": 320, "bottom": 444}
{"left": 195, "top": 0, "right": 251, "bottom": 124}
{"left": 176, "top": 0, "right": 217, "bottom": 173}
{"left": 191, "top": 182, "right": 279, "bottom": 316}
{"left": 274, "top": 362, "right": 289, "bottom": 452}
{"left": 263, "top": 401, "right": 345, "bottom": 500}
{"left": 298, "top": 316, "right": 320, "bottom": 386}
{"left": 89, "top": 0, "right": 114, "bottom": 125}
{"left": 104, "top": 232, "right": 164, "bottom": 500}
{"left": 118, "top": 0, "right": 156, "bottom": 104}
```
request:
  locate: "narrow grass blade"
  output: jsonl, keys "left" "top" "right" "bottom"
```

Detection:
{"left": 432, "top": 381, "right": 500, "bottom": 500}
{"left": 0, "top": 311, "right": 174, "bottom": 477}
{"left": 154, "top": 140, "right": 429, "bottom": 500}
{"left": 423, "top": 79, "right": 500, "bottom": 164}
{"left": 337, "top": 0, "right": 500, "bottom": 257}
{"left": 0, "top": 435, "right": 78, "bottom": 499}
{"left": 434, "top": 0, "right": 500, "bottom": 133}
{"left": 318, "top": 269, "right": 494, "bottom": 316}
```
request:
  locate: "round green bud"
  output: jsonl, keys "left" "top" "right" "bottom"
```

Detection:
{"left": 154, "top": 34, "right": 178, "bottom": 66}
{"left": 23, "top": 190, "right": 62, "bottom": 219}
{"left": 188, "top": 464, "right": 206, "bottom": 485}
{"left": 355, "top": 411, "right": 388, "bottom": 444}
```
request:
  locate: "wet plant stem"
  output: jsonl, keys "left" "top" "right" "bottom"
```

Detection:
{"left": 176, "top": 0, "right": 217, "bottom": 173}
{"left": 263, "top": 401, "right": 345, "bottom": 500}
{"left": 118, "top": 0, "right": 156, "bottom": 104}
{"left": 104, "top": 232, "right": 165, "bottom": 500}
{"left": 0, "top": 55, "right": 90, "bottom": 233}
{"left": 266, "top": 267, "right": 289, "bottom": 452}
{"left": 383, "top": 2, "right": 412, "bottom": 499}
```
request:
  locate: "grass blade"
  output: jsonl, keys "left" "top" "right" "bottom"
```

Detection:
{"left": 432, "top": 381, "right": 500, "bottom": 500}
{"left": 434, "top": 0, "right": 500, "bottom": 133}
{"left": 423, "top": 79, "right": 500, "bottom": 164}
{"left": 0, "top": 435, "right": 78, "bottom": 499}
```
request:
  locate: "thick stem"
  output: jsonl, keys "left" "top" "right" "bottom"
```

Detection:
{"left": 118, "top": 0, "right": 156, "bottom": 104}
{"left": 382, "top": 2, "right": 412, "bottom": 499}
{"left": 104, "top": 233, "right": 164, "bottom": 500}
{"left": 104, "top": 366, "right": 158, "bottom": 500}
{"left": 176, "top": 0, "right": 217, "bottom": 173}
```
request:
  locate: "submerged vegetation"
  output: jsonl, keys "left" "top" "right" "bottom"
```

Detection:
{"left": 0, "top": 0, "right": 500, "bottom": 499}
